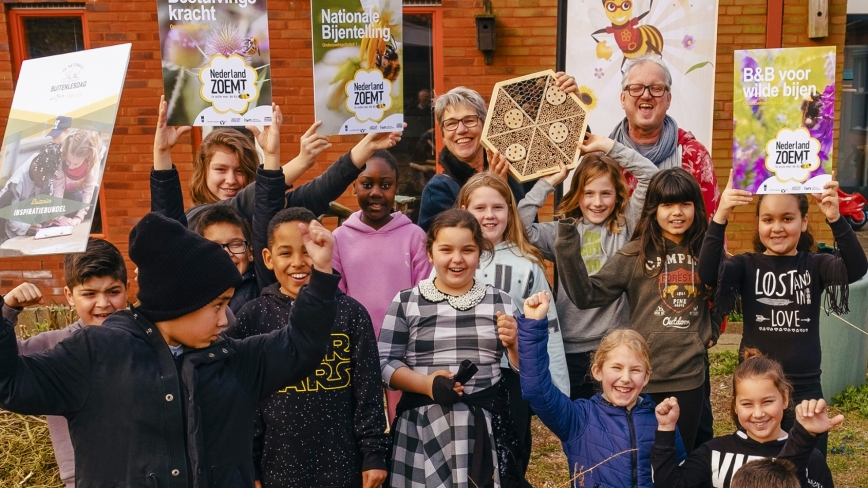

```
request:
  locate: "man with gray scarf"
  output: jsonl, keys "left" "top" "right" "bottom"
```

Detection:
{"left": 609, "top": 53, "right": 719, "bottom": 451}
{"left": 609, "top": 54, "right": 719, "bottom": 218}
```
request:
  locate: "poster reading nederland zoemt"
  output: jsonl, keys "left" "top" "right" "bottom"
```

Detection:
{"left": 733, "top": 47, "right": 835, "bottom": 194}
{"left": 311, "top": 0, "right": 404, "bottom": 135}
{"left": 157, "top": 0, "right": 273, "bottom": 126}
{"left": 0, "top": 44, "right": 130, "bottom": 257}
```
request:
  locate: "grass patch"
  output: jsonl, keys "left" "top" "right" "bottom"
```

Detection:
{"left": 709, "top": 349, "right": 739, "bottom": 377}
{"left": 0, "top": 411, "right": 60, "bottom": 487}
{"left": 832, "top": 380, "right": 868, "bottom": 417}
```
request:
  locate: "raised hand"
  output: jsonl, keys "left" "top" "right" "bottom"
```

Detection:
{"left": 4, "top": 282, "right": 44, "bottom": 309}
{"left": 813, "top": 172, "right": 841, "bottom": 222}
{"left": 298, "top": 121, "right": 332, "bottom": 168}
{"left": 523, "top": 291, "right": 551, "bottom": 320}
{"left": 298, "top": 220, "right": 334, "bottom": 274}
{"left": 713, "top": 169, "right": 753, "bottom": 224}
{"left": 350, "top": 125, "right": 405, "bottom": 168}
{"left": 153, "top": 95, "right": 192, "bottom": 170}
{"left": 655, "top": 397, "right": 680, "bottom": 431}
{"left": 553, "top": 71, "right": 578, "bottom": 95}
{"left": 795, "top": 398, "right": 844, "bottom": 436}
{"left": 247, "top": 103, "right": 283, "bottom": 158}
{"left": 542, "top": 161, "right": 569, "bottom": 187}
{"left": 496, "top": 311, "right": 518, "bottom": 349}
{"left": 578, "top": 132, "right": 614, "bottom": 156}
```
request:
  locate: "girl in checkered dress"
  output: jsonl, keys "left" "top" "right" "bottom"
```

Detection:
{"left": 378, "top": 209, "right": 523, "bottom": 488}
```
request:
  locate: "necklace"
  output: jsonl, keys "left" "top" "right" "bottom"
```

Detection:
{"left": 418, "top": 278, "right": 487, "bottom": 311}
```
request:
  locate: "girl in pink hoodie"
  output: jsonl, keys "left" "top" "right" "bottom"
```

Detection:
{"left": 332, "top": 150, "right": 431, "bottom": 421}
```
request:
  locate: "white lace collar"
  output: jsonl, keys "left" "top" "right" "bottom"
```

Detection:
{"left": 418, "top": 278, "right": 487, "bottom": 311}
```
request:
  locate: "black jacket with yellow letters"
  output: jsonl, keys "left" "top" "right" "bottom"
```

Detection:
{"left": 232, "top": 282, "right": 390, "bottom": 488}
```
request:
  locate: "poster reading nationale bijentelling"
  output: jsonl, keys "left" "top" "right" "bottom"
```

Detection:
{"left": 733, "top": 47, "right": 835, "bottom": 194}
{"left": 157, "top": 0, "right": 272, "bottom": 126}
{"left": 0, "top": 44, "right": 130, "bottom": 257}
{"left": 311, "top": 0, "right": 403, "bottom": 135}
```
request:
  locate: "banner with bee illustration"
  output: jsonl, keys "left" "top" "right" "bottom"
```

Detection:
{"left": 560, "top": 0, "right": 719, "bottom": 151}
{"left": 0, "top": 44, "right": 130, "bottom": 257}
{"left": 310, "top": 0, "right": 404, "bottom": 135}
{"left": 156, "top": 0, "right": 272, "bottom": 126}
{"left": 733, "top": 47, "right": 835, "bottom": 194}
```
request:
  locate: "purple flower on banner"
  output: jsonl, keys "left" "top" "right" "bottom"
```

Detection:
{"left": 682, "top": 35, "right": 695, "bottom": 50}
{"left": 733, "top": 136, "right": 770, "bottom": 193}
{"left": 594, "top": 67, "right": 604, "bottom": 79}
{"left": 803, "top": 84, "right": 835, "bottom": 163}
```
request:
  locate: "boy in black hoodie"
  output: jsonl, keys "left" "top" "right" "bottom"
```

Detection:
{"left": 0, "top": 211, "right": 339, "bottom": 487}
{"left": 232, "top": 206, "right": 389, "bottom": 488}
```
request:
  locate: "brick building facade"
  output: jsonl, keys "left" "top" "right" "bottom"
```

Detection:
{"left": 0, "top": 0, "right": 847, "bottom": 302}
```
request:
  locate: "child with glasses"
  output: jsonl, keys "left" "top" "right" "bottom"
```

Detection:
{"left": 195, "top": 205, "right": 259, "bottom": 314}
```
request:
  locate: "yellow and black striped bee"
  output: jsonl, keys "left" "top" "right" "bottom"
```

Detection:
{"left": 243, "top": 37, "right": 260, "bottom": 57}
{"left": 238, "top": 93, "right": 251, "bottom": 100}
{"left": 375, "top": 41, "right": 401, "bottom": 82}
{"left": 591, "top": 0, "right": 663, "bottom": 71}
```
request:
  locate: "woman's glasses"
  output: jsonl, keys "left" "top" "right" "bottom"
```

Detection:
{"left": 441, "top": 115, "right": 481, "bottom": 132}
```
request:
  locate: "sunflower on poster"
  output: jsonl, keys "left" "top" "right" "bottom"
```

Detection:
{"left": 312, "top": 0, "right": 402, "bottom": 134}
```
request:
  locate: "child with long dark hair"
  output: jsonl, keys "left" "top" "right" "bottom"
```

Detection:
{"left": 651, "top": 348, "right": 839, "bottom": 488}
{"left": 555, "top": 168, "right": 720, "bottom": 453}
{"left": 698, "top": 172, "right": 868, "bottom": 455}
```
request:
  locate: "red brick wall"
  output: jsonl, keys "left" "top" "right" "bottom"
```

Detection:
{"left": 0, "top": 0, "right": 846, "bottom": 302}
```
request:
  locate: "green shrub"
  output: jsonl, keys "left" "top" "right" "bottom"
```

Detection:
{"left": 832, "top": 380, "right": 868, "bottom": 417}
{"left": 710, "top": 349, "right": 739, "bottom": 377}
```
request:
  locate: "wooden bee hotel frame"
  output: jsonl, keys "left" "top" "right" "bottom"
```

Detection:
{"left": 481, "top": 69, "right": 589, "bottom": 183}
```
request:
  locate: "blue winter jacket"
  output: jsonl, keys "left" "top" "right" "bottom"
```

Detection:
{"left": 518, "top": 315, "right": 686, "bottom": 488}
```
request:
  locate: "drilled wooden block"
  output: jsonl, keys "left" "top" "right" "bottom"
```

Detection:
{"left": 481, "top": 70, "right": 589, "bottom": 183}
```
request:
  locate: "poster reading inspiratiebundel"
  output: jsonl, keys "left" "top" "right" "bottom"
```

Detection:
{"left": 0, "top": 44, "right": 130, "bottom": 257}
{"left": 733, "top": 46, "right": 836, "bottom": 194}
{"left": 157, "top": 0, "right": 272, "bottom": 126}
{"left": 311, "top": 0, "right": 404, "bottom": 135}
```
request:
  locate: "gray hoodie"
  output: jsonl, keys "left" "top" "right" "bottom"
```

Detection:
{"left": 517, "top": 142, "right": 658, "bottom": 353}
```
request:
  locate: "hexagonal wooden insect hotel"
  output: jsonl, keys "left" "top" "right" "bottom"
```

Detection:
{"left": 481, "top": 69, "right": 589, "bottom": 183}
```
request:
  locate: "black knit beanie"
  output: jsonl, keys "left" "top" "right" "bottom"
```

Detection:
{"left": 129, "top": 212, "right": 242, "bottom": 322}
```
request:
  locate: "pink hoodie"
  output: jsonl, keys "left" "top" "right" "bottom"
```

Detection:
{"left": 332, "top": 210, "right": 431, "bottom": 336}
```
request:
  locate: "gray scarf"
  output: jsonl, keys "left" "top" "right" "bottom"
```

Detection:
{"left": 609, "top": 115, "right": 679, "bottom": 168}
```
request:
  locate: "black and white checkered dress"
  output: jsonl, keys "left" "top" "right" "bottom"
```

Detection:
{"left": 379, "top": 279, "right": 518, "bottom": 488}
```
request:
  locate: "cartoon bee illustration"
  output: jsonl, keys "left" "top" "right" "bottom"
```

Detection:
{"left": 591, "top": 0, "right": 664, "bottom": 71}
{"left": 238, "top": 93, "right": 251, "bottom": 100}
{"left": 376, "top": 103, "right": 386, "bottom": 109}
{"left": 243, "top": 37, "right": 260, "bottom": 57}
{"left": 375, "top": 40, "right": 401, "bottom": 82}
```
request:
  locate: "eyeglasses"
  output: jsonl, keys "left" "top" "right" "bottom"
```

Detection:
{"left": 219, "top": 240, "right": 249, "bottom": 255}
{"left": 441, "top": 115, "right": 480, "bottom": 132}
{"left": 623, "top": 84, "right": 669, "bottom": 98}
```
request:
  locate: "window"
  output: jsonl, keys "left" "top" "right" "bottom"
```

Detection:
{"left": 8, "top": 7, "right": 106, "bottom": 237}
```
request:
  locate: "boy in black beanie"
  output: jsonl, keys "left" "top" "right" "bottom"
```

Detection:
{"left": 0, "top": 212, "right": 339, "bottom": 488}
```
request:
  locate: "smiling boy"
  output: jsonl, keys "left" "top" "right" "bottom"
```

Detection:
{"left": 0, "top": 212, "right": 338, "bottom": 487}
{"left": 231, "top": 207, "right": 390, "bottom": 488}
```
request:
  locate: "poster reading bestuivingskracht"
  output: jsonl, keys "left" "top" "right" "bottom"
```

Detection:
{"left": 0, "top": 44, "right": 130, "bottom": 257}
{"left": 311, "top": 0, "right": 404, "bottom": 135}
{"left": 157, "top": 0, "right": 272, "bottom": 126}
{"left": 733, "top": 46, "right": 836, "bottom": 194}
